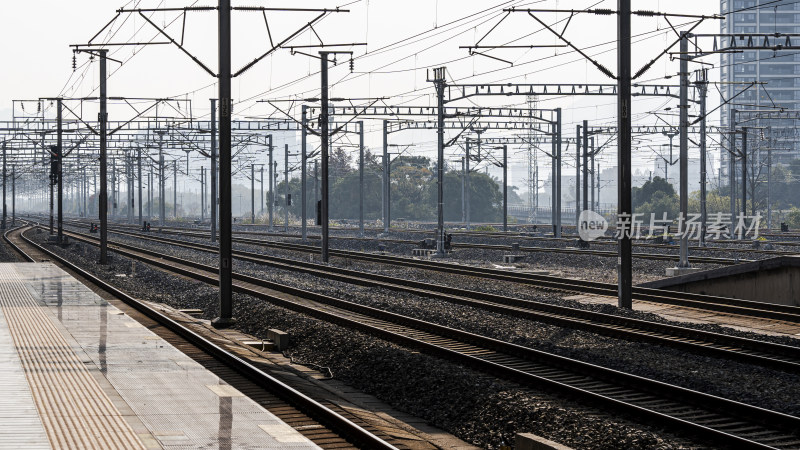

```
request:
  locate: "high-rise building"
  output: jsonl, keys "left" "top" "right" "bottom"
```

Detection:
{"left": 719, "top": 0, "right": 800, "bottom": 175}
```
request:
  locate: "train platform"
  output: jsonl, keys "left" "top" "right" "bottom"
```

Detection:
{"left": 566, "top": 293, "right": 800, "bottom": 338}
{"left": 0, "top": 262, "right": 319, "bottom": 450}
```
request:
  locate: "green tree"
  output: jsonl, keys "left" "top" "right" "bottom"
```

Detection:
{"left": 632, "top": 176, "right": 676, "bottom": 212}
{"left": 390, "top": 156, "right": 434, "bottom": 220}
{"left": 688, "top": 191, "right": 731, "bottom": 215}
{"left": 638, "top": 191, "right": 679, "bottom": 219}
{"left": 507, "top": 185, "right": 524, "bottom": 205}
{"left": 436, "top": 170, "right": 503, "bottom": 222}
{"left": 329, "top": 147, "right": 354, "bottom": 183}
{"left": 786, "top": 207, "right": 800, "bottom": 229}
{"left": 330, "top": 171, "right": 382, "bottom": 220}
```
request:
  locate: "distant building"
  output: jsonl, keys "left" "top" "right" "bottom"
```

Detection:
{"left": 720, "top": 0, "right": 800, "bottom": 180}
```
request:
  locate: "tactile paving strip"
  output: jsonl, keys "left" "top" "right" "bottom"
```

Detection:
{"left": 0, "top": 264, "right": 145, "bottom": 450}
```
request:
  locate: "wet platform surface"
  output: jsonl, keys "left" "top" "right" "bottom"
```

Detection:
{"left": 0, "top": 263, "right": 319, "bottom": 449}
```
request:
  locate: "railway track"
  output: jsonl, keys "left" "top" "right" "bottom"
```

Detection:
{"left": 68, "top": 219, "right": 800, "bottom": 324}
{"left": 71, "top": 223, "right": 800, "bottom": 374}
{"left": 29, "top": 222, "right": 800, "bottom": 449}
{"left": 233, "top": 221, "right": 800, "bottom": 252}
{"left": 55, "top": 217, "right": 800, "bottom": 262}
{"left": 3, "top": 224, "right": 398, "bottom": 450}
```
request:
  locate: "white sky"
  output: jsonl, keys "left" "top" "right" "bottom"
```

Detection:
{"left": 0, "top": 0, "right": 727, "bottom": 197}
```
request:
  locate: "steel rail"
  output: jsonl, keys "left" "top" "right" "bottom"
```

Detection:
{"left": 78, "top": 224, "right": 800, "bottom": 374}
{"left": 7, "top": 224, "right": 397, "bottom": 450}
{"left": 42, "top": 224, "right": 800, "bottom": 449}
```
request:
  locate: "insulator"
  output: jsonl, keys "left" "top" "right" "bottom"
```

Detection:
{"left": 72, "top": 53, "right": 77, "bottom": 72}
{"left": 349, "top": 57, "right": 354, "bottom": 73}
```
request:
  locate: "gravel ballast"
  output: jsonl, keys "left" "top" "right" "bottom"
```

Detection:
{"left": 29, "top": 227, "right": 707, "bottom": 450}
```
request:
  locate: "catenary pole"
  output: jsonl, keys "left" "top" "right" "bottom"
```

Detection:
{"left": 555, "top": 108, "right": 562, "bottom": 237}
{"left": 268, "top": 135, "right": 274, "bottom": 230}
{"left": 99, "top": 50, "right": 109, "bottom": 264}
{"left": 433, "top": 68, "right": 446, "bottom": 255}
{"left": 251, "top": 164, "right": 255, "bottom": 223}
{"left": 582, "top": 119, "right": 589, "bottom": 215}
{"left": 678, "top": 31, "right": 690, "bottom": 268}
{"left": 382, "top": 120, "right": 389, "bottom": 233}
{"left": 212, "top": 0, "right": 234, "bottom": 328}
{"left": 285, "top": 143, "right": 289, "bottom": 233}
{"left": 210, "top": 98, "right": 218, "bottom": 242}
{"left": 465, "top": 139, "right": 471, "bottom": 230}
{"left": 320, "top": 52, "right": 331, "bottom": 262}
{"left": 576, "top": 124, "right": 581, "bottom": 226}
{"left": 617, "top": 0, "right": 632, "bottom": 308}
{"left": 359, "top": 121, "right": 365, "bottom": 236}
{"left": 698, "top": 70, "right": 708, "bottom": 246}
{"left": 301, "top": 106, "right": 308, "bottom": 241}
{"left": 1, "top": 142, "right": 6, "bottom": 230}
{"left": 137, "top": 146, "right": 143, "bottom": 225}
{"left": 503, "top": 144, "right": 508, "bottom": 232}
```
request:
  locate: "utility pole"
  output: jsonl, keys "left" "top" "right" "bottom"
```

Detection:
{"left": 597, "top": 164, "right": 602, "bottom": 210}
{"left": 213, "top": 0, "right": 234, "bottom": 328}
{"left": 260, "top": 166, "right": 264, "bottom": 217}
{"left": 285, "top": 144, "right": 290, "bottom": 233}
{"left": 503, "top": 144, "right": 508, "bottom": 232}
{"left": 617, "top": 0, "right": 632, "bottom": 308}
{"left": 576, "top": 124, "right": 581, "bottom": 226}
{"left": 301, "top": 106, "right": 308, "bottom": 241}
{"left": 465, "top": 139, "right": 471, "bottom": 230}
{"left": 83, "top": 166, "right": 87, "bottom": 218}
{"left": 698, "top": 70, "right": 708, "bottom": 246}
{"left": 552, "top": 108, "right": 562, "bottom": 237}
{"left": 251, "top": 164, "right": 255, "bottom": 223}
{"left": 741, "top": 127, "right": 748, "bottom": 223}
{"left": 461, "top": 157, "right": 465, "bottom": 223}
{"left": 678, "top": 31, "right": 690, "bottom": 268}
{"left": 201, "top": 166, "right": 205, "bottom": 222}
{"left": 112, "top": 159, "right": 116, "bottom": 221}
{"left": 49, "top": 144, "right": 54, "bottom": 235}
{"left": 11, "top": 166, "right": 14, "bottom": 226}
{"left": 158, "top": 135, "right": 165, "bottom": 227}
{"left": 590, "top": 137, "right": 595, "bottom": 211}
{"left": 1, "top": 142, "right": 5, "bottom": 230}
{"left": 382, "top": 120, "right": 390, "bottom": 233}
{"left": 320, "top": 51, "right": 331, "bottom": 262}
{"left": 767, "top": 128, "right": 772, "bottom": 229}
{"left": 358, "top": 121, "right": 365, "bottom": 236}
{"left": 99, "top": 50, "right": 108, "bottom": 263}
{"left": 268, "top": 135, "right": 274, "bottom": 230}
{"left": 313, "top": 159, "right": 318, "bottom": 226}
{"left": 210, "top": 98, "right": 217, "bottom": 243}
{"left": 173, "top": 160, "right": 177, "bottom": 219}
{"left": 582, "top": 119, "right": 589, "bottom": 214}
{"left": 148, "top": 166, "right": 152, "bottom": 223}
{"left": 128, "top": 155, "right": 133, "bottom": 224}
{"left": 729, "top": 109, "right": 737, "bottom": 240}
{"left": 137, "top": 146, "right": 143, "bottom": 226}
{"left": 431, "top": 67, "right": 446, "bottom": 255}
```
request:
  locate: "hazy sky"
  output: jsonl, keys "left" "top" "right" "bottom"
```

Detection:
{"left": 0, "top": 0, "right": 725, "bottom": 195}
